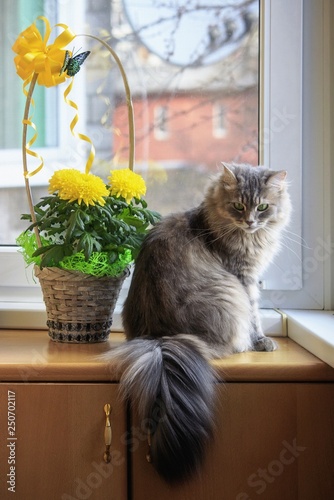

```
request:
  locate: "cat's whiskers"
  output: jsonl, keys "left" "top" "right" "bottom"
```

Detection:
{"left": 281, "top": 228, "right": 311, "bottom": 249}
{"left": 208, "top": 225, "right": 238, "bottom": 245}
{"left": 262, "top": 227, "right": 303, "bottom": 263}
{"left": 187, "top": 223, "right": 237, "bottom": 246}
{"left": 280, "top": 241, "right": 303, "bottom": 263}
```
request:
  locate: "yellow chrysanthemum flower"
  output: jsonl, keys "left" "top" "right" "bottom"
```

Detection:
{"left": 49, "top": 169, "right": 109, "bottom": 206}
{"left": 12, "top": 17, "right": 75, "bottom": 87}
{"left": 108, "top": 169, "right": 146, "bottom": 203}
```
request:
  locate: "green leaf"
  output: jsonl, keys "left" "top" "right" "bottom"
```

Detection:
{"left": 36, "top": 244, "right": 72, "bottom": 267}
{"left": 32, "top": 244, "right": 55, "bottom": 257}
{"left": 137, "top": 198, "right": 147, "bottom": 208}
{"left": 64, "top": 210, "right": 83, "bottom": 243}
{"left": 120, "top": 215, "right": 146, "bottom": 230}
{"left": 76, "top": 233, "right": 102, "bottom": 260}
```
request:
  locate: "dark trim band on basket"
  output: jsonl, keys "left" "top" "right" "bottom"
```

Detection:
{"left": 47, "top": 320, "right": 113, "bottom": 343}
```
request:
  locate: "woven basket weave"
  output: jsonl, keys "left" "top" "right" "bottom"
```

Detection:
{"left": 34, "top": 266, "right": 129, "bottom": 343}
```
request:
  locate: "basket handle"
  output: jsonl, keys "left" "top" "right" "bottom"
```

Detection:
{"left": 22, "top": 73, "right": 42, "bottom": 247}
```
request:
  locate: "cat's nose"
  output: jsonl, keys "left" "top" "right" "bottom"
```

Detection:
{"left": 246, "top": 220, "right": 255, "bottom": 227}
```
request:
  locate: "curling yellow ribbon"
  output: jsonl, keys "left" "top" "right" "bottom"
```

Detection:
{"left": 63, "top": 78, "right": 96, "bottom": 174}
{"left": 23, "top": 118, "right": 45, "bottom": 177}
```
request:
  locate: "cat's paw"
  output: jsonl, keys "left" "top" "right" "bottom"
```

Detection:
{"left": 253, "top": 336, "right": 278, "bottom": 352}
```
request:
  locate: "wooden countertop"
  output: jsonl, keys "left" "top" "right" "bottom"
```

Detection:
{"left": 0, "top": 330, "right": 334, "bottom": 382}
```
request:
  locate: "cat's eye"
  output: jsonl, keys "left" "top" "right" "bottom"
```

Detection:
{"left": 257, "top": 203, "right": 269, "bottom": 212}
{"left": 233, "top": 202, "right": 245, "bottom": 211}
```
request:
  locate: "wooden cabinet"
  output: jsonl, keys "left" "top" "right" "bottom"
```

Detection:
{"left": 0, "top": 331, "right": 333, "bottom": 500}
{"left": 0, "top": 383, "right": 127, "bottom": 500}
{"left": 131, "top": 383, "right": 334, "bottom": 500}
{"left": 0, "top": 330, "right": 128, "bottom": 500}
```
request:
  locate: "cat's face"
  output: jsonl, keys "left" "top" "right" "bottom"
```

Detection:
{"left": 213, "top": 164, "right": 290, "bottom": 234}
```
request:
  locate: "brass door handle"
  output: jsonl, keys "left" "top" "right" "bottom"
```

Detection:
{"left": 103, "top": 403, "right": 112, "bottom": 463}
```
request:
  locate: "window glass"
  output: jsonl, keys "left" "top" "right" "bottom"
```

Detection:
{"left": 0, "top": 0, "right": 259, "bottom": 245}
{"left": 107, "top": 0, "right": 259, "bottom": 215}
{"left": 1, "top": 0, "right": 57, "bottom": 149}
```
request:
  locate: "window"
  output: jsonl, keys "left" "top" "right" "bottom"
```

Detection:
{"left": 112, "top": 0, "right": 259, "bottom": 213}
{"left": 0, "top": 0, "right": 333, "bottom": 334}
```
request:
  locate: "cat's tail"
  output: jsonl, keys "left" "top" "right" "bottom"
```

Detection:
{"left": 103, "top": 334, "right": 217, "bottom": 483}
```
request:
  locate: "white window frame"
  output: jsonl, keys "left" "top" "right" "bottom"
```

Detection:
{"left": 259, "top": 0, "right": 331, "bottom": 311}
{"left": 1, "top": 0, "right": 334, "bottom": 369}
{"left": 282, "top": 0, "right": 334, "bottom": 368}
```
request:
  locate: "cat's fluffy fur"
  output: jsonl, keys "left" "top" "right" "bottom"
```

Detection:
{"left": 104, "top": 163, "right": 291, "bottom": 483}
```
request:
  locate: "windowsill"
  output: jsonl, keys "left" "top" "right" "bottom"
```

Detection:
{"left": 1, "top": 301, "right": 333, "bottom": 371}
{"left": 283, "top": 309, "right": 334, "bottom": 369}
{"left": 0, "top": 332, "right": 333, "bottom": 383}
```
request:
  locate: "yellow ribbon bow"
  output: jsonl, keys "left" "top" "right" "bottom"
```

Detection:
{"left": 12, "top": 16, "right": 76, "bottom": 87}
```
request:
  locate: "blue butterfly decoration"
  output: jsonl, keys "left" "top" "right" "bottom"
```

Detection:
{"left": 60, "top": 50, "right": 90, "bottom": 77}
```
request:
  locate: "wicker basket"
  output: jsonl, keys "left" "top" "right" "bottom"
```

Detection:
{"left": 34, "top": 266, "right": 129, "bottom": 343}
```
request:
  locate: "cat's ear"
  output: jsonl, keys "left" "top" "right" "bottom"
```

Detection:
{"left": 221, "top": 163, "right": 237, "bottom": 188}
{"left": 266, "top": 170, "right": 287, "bottom": 189}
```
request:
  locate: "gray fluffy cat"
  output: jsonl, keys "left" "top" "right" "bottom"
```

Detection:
{"left": 105, "top": 163, "right": 291, "bottom": 483}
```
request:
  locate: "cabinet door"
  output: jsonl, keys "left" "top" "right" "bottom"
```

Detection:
{"left": 131, "top": 383, "right": 334, "bottom": 500}
{"left": 0, "top": 383, "right": 126, "bottom": 500}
